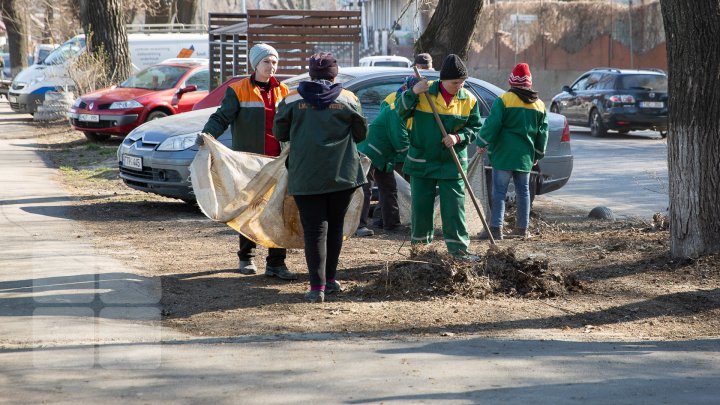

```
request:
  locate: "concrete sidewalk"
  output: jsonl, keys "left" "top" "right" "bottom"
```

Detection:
{"left": 1, "top": 100, "right": 719, "bottom": 404}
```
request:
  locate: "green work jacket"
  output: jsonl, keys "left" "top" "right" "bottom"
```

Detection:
{"left": 273, "top": 88, "right": 368, "bottom": 195}
{"left": 395, "top": 80, "right": 482, "bottom": 179}
{"left": 358, "top": 92, "right": 410, "bottom": 173}
{"left": 476, "top": 91, "right": 548, "bottom": 172}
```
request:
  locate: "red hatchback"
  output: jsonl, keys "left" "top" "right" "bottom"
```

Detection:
{"left": 68, "top": 58, "right": 209, "bottom": 141}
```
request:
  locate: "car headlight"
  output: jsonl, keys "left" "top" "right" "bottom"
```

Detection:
{"left": 72, "top": 97, "right": 82, "bottom": 107}
{"left": 28, "top": 75, "right": 46, "bottom": 86}
{"left": 156, "top": 132, "right": 199, "bottom": 151}
{"left": 109, "top": 100, "right": 143, "bottom": 109}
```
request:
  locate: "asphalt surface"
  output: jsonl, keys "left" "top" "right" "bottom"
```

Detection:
{"left": 1, "top": 100, "right": 718, "bottom": 404}
{"left": 541, "top": 127, "right": 668, "bottom": 220}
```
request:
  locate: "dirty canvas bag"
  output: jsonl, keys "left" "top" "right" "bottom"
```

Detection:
{"left": 190, "top": 134, "right": 367, "bottom": 248}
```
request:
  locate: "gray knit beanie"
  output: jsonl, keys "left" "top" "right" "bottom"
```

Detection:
{"left": 249, "top": 43, "right": 279, "bottom": 70}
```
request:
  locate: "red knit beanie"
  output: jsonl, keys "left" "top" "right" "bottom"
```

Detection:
{"left": 509, "top": 63, "right": 532, "bottom": 88}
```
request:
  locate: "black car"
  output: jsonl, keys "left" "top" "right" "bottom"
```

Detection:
{"left": 550, "top": 68, "right": 668, "bottom": 138}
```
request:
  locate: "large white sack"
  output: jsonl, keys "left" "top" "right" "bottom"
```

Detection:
{"left": 190, "top": 134, "right": 368, "bottom": 249}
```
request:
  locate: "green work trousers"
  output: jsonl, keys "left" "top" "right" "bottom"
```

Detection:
{"left": 410, "top": 176, "right": 470, "bottom": 255}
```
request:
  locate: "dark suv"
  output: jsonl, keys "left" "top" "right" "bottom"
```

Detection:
{"left": 550, "top": 68, "right": 668, "bottom": 138}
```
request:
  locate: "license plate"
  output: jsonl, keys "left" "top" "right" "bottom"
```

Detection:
{"left": 8, "top": 96, "right": 16, "bottom": 103}
{"left": 122, "top": 154, "right": 142, "bottom": 170}
{"left": 79, "top": 113, "right": 100, "bottom": 122}
{"left": 639, "top": 101, "right": 663, "bottom": 108}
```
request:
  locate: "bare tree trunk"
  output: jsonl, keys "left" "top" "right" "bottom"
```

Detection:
{"left": 660, "top": 0, "right": 720, "bottom": 258}
{"left": 145, "top": 0, "right": 172, "bottom": 24}
{"left": 1, "top": 0, "right": 29, "bottom": 76}
{"left": 80, "top": 0, "right": 132, "bottom": 83}
{"left": 414, "top": 0, "right": 483, "bottom": 63}
{"left": 176, "top": 0, "right": 198, "bottom": 24}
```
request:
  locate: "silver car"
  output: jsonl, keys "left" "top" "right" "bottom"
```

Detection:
{"left": 117, "top": 67, "right": 573, "bottom": 203}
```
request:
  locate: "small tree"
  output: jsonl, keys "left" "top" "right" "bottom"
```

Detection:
{"left": 66, "top": 39, "right": 118, "bottom": 96}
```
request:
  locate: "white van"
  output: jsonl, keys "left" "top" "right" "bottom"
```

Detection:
{"left": 7, "top": 32, "right": 209, "bottom": 114}
{"left": 358, "top": 55, "right": 412, "bottom": 68}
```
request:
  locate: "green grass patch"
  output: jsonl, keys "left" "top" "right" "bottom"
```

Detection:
{"left": 59, "top": 167, "right": 118, "bottom": 182}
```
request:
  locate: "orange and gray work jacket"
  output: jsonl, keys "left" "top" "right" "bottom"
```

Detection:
{"left": 202, "top": 74, "right": 289, "bottom": 156}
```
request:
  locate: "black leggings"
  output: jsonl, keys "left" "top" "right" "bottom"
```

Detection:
{"left": 293, "top": 188, "right": 356, "bottom": 288}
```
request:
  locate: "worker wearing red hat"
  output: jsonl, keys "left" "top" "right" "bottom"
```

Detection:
{"left": 476, "top": 62, "right": 549, "bottom": 240}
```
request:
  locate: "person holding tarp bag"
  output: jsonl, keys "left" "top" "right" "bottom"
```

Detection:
{"left": 476, "top": 62, "right": 548, "bottom": 240}
{"left": 394, "top": 54, "right": 482, "bottom": 259}
{"left": 273, "top": 53, "right": 368, "bottom": 303}
{"left": 198, "top": 43, "right": 298, "bottom": 281}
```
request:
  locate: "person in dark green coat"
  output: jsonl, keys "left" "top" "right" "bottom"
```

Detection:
{"left": 476, "top": 63, "right": 549, "bottom": 240}
{"left": 273, "top": 53, "right": 368, "bottom": 303}
{"left": 395, "top": 54, "right": 482, "bottom": 258}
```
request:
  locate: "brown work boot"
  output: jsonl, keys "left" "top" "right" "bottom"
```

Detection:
{"left": 479, "top": 226, "right": 503, "bottom": 241}
{"left": 265, "top": 264, "right": 298, "bottom": 280}
{"left": 506, "top": 228, "right": 530, "bottom": 239}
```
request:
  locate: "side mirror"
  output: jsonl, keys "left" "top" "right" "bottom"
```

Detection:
{"left": 562, "top": 85, "right": 572, "bottom": 93}
{"left": 178, "top": 84, "right": 198, "bottom": 95}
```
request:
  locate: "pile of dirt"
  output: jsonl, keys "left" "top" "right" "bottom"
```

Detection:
{"left": 358, "top": 244, "right": 581, "bottom": 301}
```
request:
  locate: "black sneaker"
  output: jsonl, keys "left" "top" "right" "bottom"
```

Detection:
{"left": 305, "top": 290, "right": 325, "bottom": 303}
{"left": 325, "top": 280, "right": 342, "bottom": 293}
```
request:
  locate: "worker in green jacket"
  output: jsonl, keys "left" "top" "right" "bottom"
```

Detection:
{"left": 273, "top": 53, "right": 368, "bottom": 303}
{"left": 357, "top": 76, "right": 417, "bottom": 232}
{"left": 394, "top": 54, "right": 482, "bottom": 258}
{"left": 476, "top": 63, "right": 549, "bottom": 240}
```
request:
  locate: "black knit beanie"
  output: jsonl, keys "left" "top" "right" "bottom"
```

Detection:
{"left": 439, "top": 54, "right": 468, "bottom": 80}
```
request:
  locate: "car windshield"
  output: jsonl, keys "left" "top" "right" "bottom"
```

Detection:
{"left": 282, "top": 72, "right": 356, "bottom": 89}
{"left": 618, "top": 74, "right": 668, "bottom": 91}
{"left": 42, "top": 38, "right": 85, "bottom": 66}
{"left": 119, "top": 65, "right": 190, "bottom": 90}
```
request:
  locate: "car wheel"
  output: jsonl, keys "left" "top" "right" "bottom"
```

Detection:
{"left": 589, "top": 109, "right": 607, "bottom": 137}
{"left": 550, "top": 103, "right": 560, "bottom": 114}
{"left": 660, "top": 131, "right": 668, "bottom": 138}
{"left": 146, "top": 111, "right": 168, "bottom": 122}
{"left": 83, "top": 131, "right": 111, "bottom": 142}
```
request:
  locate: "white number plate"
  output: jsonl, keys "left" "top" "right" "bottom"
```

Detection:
{"left": 8, "top": 96, "right": 17, "bottom": 103}
{"left": 122, "top": 154, "right": 142, "bottom": 170}
{"left": 639, "top": 101, "right": 663, "bottom": 108}
{"left": 79, "top": 113, "right": 100, "bottom": 122}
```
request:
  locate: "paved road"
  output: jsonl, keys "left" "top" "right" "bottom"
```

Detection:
{"left": 1, "top": 101, "right": 718, "bottom": 404}
{"left": 540, "top": 127, "right": 668, "bottom": 220}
